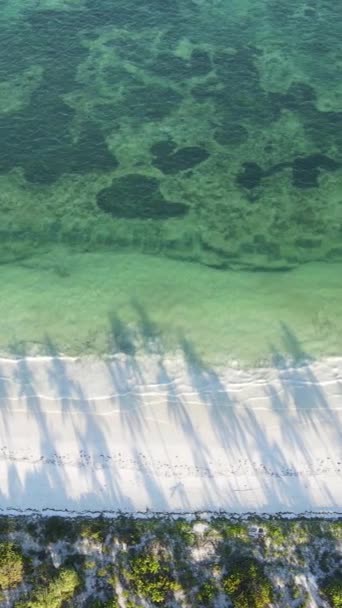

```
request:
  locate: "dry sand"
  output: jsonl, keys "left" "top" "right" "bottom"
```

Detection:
{"left": 0, "top": 354, "right": 341, "bottom": 515}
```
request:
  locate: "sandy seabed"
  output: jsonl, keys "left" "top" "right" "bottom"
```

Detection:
{"left": 0, "top": 354, "right": 341, "bottom": 516}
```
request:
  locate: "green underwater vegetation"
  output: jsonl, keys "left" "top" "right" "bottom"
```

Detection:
{"left": 0, "top": 0, "right": 341, "bottom": 359}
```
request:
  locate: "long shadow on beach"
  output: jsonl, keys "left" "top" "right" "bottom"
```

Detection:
{"left": 0, "top": 336, "right": 134, "bottom": 513}
{"left": 264, "top": 322, "right": 341, "bottom": 509}
{"left": 177, "top": 325, "right": 341, "bottom": 512}
{"left": 0, "top": 313, "right": 340, "bottom": 515}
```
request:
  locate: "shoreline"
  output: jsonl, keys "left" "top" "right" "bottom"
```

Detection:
{"left": 0, "top": 349, "right": 341, "bottom": 367}
{"left": 0, "top": 353, "right": 341, "bottom": 515}
{"left": 0, "top": 509, "right": 341, "bottom": 519}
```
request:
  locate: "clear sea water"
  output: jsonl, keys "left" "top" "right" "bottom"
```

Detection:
{"left": 0, "top": 0, "right": 341, "bottom": 364}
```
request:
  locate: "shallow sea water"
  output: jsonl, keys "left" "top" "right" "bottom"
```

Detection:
{"left": 0, "top": 0, "right": 341, "bottom": 363}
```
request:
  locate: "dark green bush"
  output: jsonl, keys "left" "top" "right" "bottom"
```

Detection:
{"left": 43, "top": 517, "right": 77, "bottom": 543}
{"left": 222, "top": 557, "right": 273, "bottom": 608}
{"left": 196, "top": 580, "right": 218, "bottom": 606}
{"left": 86, "top": 599, "right": 118, "bottom": 608}
{"left": 126, "top": 553, "right": 180, "bottom": 604}
{"left": 16, "top": 568, "right": 80, "bottom": 608}
{"left": 263, "top": 522, "right": 287, "bottom": 544}
{"left": 113, "top": 516, "right": 144, "bottom": 545}
{"left": 321, "top": 575, "right": 342, "bottom": 608}
{"left": 213, "top": 519, "right": 248, "bottom": 540}
{"left": 78, "top": 517, "right": 110, "bottom": 544}
{"left": 0, "top": 542, "right": 24, "bottom": 590}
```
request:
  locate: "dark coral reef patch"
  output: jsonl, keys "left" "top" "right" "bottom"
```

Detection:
{"left": 121, "top": 84, "right": 182, "bottom": 121}
{"left": 96, "top": 174, "right": 188, "bottom": 219}
{"left": 190, "top": 49, "right": 212, "bottom": 76}
{"left": 214, "top": 122, "right": 248, "bottom": 146}
{"left": 292, "top": 155, "right": 340, "bottom": 188}
{"left": 237, "top": 162, "right": 264, "bottom": 189}
{"left": 151, "top": 141, "right": 210, "bottom": 174}
{"left": 0, "top": 92, "right": 118, "bottom": 185}
{"left": 236, "top": 155, "right": 340, "bottom": 191}
{"left": 0, "top": 10, "right": 118, "bottom": 184}
{"left": 148, "top": 52, "right": 191, "bottom": 80}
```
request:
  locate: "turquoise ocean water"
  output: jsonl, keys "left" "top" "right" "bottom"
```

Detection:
{"left": 0, "top": 0, "right": 341, "bottom": 364}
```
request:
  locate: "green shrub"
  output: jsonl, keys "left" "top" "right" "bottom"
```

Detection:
{"left": 329, "top": 522, "right": 342, "bottom": 541}
{"left": 86, "top": 599, "right": 118, "bottom": 608}
{"left": 113, "top": 516, "right": 144, "bottom": 545}
{"left": 264, "top": 523, "right": 286, "bottom": 545}
{"left": 16, "top": 568, "right": 80, "bottom": 608}
{"left": 321, "top": 575, "right": 342, "bottom": 608}
{"left": 287, "top": 522, "right": 309, "bottom": 544}
{"left": 0, "top": 542, "right": 24, "bottom": 590}
{"left": 0, "top": 517, "right": 17, "bottom": 535}
{"left": 174, "top": 560, "right": 197, "bottom": 591}
{"left": 43, "top": 517, "right": 76, "bottom": 543}
{"left": 79, "top": 518, "right": 109, "bottom": 544}
{"left": 152, "top": 519, "right": 194, "bottom": 545}
{"left": 289, "top": 580, "right": 301, "bottom": 600}
{"left": 196, "top": 580, "right": 218, "bottom": 605}
{"left": 319, "top": 550, "right": 331, "bottom": 573}
{"left": 223, "top": 557, "right": 273, "bottom": 608}
{"left": 301, "top": 520, "right": 324, "bottom": 538}
{"left": 63, "top": 553, "right": 87, "bottom": 570}
{"left": 172, "top": 520, "right": 196, "bottom": 545}
{"left": 103, "top": 601, "right": 118, "bottom": 608}
{"left": 127, "top": 553, "right": 179, "bottom": 604}
{"left": 212, "top": 519, "right": 248, "bottom": 540}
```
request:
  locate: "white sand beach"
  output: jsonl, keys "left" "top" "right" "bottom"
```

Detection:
{"left": 0, "top": 354, "right": 341, "bottom": 516}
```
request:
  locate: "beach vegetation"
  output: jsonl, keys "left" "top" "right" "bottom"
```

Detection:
{"left": 0, "top": 517, "right": 17, "bottom": 535}
{"left": 86, "top": 598, "right": 119, "bottom": 608}
{"left": 297, "top": 597, "right": 311, "bottom": 608}
{"left": 125, "top": 552, "right": 180, "bottom": 604}
{"left": 329, "top": 522, "right": 342, "bottom": 541}
{"left": 15, "top": 568, "right": 80, "bottom": 608}
{"left": 78, "top": 517, "right": 111, "bottom": 544}
{"left": 263, "top": 522, "right": 287, "bottom": 545}
{"left": 212, "top": 518, "right": 249, "bottom": 540}
{"left": 169, "top": 519, "right": 196, "bottom": 545}
{"left": 301, "top": 520, "right": 325, "bottom": 538}
{"left": 174, "top": 559, "right": 197, "bottom": 591}
{"left": 63, "top": 552, "right": 87, "bottom": 570}
{"left": 289, "top": 581, "right": 302, "bottom": 600}
{"left": 42, "top": 517, "right": 77, "bottom": 543}
{"left": 112, "top": 515, "right": 144, "bottom": 545}
{"left": 0, "top": 516, "right": 340, "bottom": 607}
{"left": 195, "top": 580, "right": 218, "bottom": 605}
{"left": 318, "top": 549, "right": 332, "bottom": 573}
{"left": 222, "top": 556, "right": 273, "bottom": 608}
{"left": 286, "top": 522, "right": 310, "bottom": 544}
{"left": 0, "top": 542, "right": 24, "bottom": 589}
{"left": 321, "top": 574, "right": 342, "bottom": 608}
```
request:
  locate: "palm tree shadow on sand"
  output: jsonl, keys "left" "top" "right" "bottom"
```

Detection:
{"left": 0, "top": 308, "right": 340, "bottom": 514}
